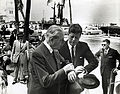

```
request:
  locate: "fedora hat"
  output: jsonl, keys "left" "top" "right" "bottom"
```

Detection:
{"left": 78, "top": 74, "right": 100, "bottom": 89}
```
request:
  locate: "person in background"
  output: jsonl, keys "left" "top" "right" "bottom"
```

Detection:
{"left": 1, "top": 39, "right": 11, "bottom": 71}
{"left": 28, "top": 25, "right": 74, "bottom": 94}
{"left": 11, "top": 32, "right": 29, "bottom": 84}
{"left": 9, "top": 29, "right": 16, "bottom": 48}
{"left": 95, "top": 39, "right": 120, "bottom": 94}
{"left": 0, "top": 66, "right": 8, "bottom": 94}
{"left": 1, "top": 24, "right": 6, "bottom": 39}
{"left": 59, "top": 24, "right": 99, "bottom": 94}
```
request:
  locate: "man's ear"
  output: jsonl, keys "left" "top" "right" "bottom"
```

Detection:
{"left": 49, "top": 36, "right": 54, "bottom": 42}
{"left": 50, "top": 36, "right": 58, "bottom": 42}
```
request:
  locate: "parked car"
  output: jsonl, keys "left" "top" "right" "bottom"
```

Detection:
{"left": 83, "top": 26, "right": 102, "bottom": 35}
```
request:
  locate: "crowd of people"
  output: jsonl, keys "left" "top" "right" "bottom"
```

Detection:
{"left": 0, "top": 23, "right": 120, "bottom": 94}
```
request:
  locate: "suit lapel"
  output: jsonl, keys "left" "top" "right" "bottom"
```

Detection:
{"left": 42, "top": 43, "right": 58, "bottom": 72}
{"left": 107, "top": 48, "right": 111, "bottom": 55}
{"left": 65, "top": 41, "right": 72, "bottom": 62}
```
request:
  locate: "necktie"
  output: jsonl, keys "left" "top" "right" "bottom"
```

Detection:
{"left": 104, "top": 50, "right": 107, "bottom": 55}
{"left": 71, "top": 46, "right": 75, "bottom": 63}
{"left": 52, "top": 51, "right": 58, "bottom": 70}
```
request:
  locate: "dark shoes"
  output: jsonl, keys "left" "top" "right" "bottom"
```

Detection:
{"left": 20, "top": 78, "right": 27, "bottom": 84}
{"left": 12, "top": 76, "right": 28, "bottom": 85}
{"left": 12, "top": 80, "right": 17, "bottom": 85}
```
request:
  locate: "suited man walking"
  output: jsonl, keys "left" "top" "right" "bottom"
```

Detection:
{"left": 59, "top": 24, "right": 99, "bottom": 93}
{"left": 28, "top": 25, "right": 74, "bottom": 94}
{"left": 95, "top": 39, "right": 120, "bottom": 94}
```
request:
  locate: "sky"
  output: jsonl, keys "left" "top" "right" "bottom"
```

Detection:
{"left": 0, "top": 0, "right": 120, "bottom": 26}
{"left": 30, "top": 0, "right": 120, "bottom": 26}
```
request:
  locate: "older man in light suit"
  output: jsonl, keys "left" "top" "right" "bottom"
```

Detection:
{"left": 28, "top": 25, "right": 74, "bottom": 94}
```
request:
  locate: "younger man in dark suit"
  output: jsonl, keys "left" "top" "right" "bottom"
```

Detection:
{"left": 59, "top": 24, "right": 98, "bottom": 93}
{"left": 95, "top": 39, "right": 120, "bottom": 94}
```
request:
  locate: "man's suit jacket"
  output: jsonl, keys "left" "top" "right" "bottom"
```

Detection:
{"left": 28, "top": 43, "right": 67, "bottom": 94}
{"left": 59, "top": 41, "right": 98, "bottom": 73}
{"left": 95, "top": 48, "right": 120, "bottom": 78}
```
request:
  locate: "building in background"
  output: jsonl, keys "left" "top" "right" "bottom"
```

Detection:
{"left": 0, "top": 0, "right": 15, "bottom": 22}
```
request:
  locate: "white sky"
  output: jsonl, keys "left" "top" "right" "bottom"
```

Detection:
{"left": 30, "top": 0, "right": 120, "bottom": 25}
{"left": 0, "top": 0, "right": 120, "bottom": 25}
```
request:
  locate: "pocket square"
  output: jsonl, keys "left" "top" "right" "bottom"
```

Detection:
{"left": 108, "top": 56, "right": 113, "bottom": 58}
{"left": 79, "top": 57, "right": 83, "bottom": 59}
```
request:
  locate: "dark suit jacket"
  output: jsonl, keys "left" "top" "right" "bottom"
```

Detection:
{"left": 28, "top": 43, "right": 67, "bottom": 94}
{"left": 95, "top": 48, "right": 120, "bottom": 78}
{"left": 59, "top": 41, "right": 98, "bottom": 73}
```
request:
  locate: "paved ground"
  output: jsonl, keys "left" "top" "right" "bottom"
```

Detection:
{"left": 6, "top": 75, "right": 27, "bottom": 94}
{"left": 5, "top": 69, "right": 120, "bottom": 94}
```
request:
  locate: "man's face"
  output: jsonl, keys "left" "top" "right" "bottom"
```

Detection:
{"left": 50, "top": 32, "right": 64, "bottom": 50}
{"left": 101, "top": 41, "right": 109, "bottom": 50}
{"left": 68, "top": 33, "right": 81, "bottom": 46}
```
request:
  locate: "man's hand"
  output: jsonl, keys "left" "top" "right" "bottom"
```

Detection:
{"left": 68, "top": 71, "right": 76, "bottom": 83}
{"left": 63, "top": 63, "right": 74, "bottom": 74}
{"left": 75, "top": 66, "right": 85, "bottom": 74}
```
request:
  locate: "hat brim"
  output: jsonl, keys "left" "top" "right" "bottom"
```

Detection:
{"left": 78, "top": 74, "right": 100, "bottom": 89}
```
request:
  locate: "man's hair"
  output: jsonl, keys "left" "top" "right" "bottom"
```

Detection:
{"left": 68, "top": 24, "right": 82, "bottom": 34}
{"left": 103, "top": 39, "right": 110, "bottom": 44}
{"left": 46, "top": 25, "right": 63, "bottom": 39}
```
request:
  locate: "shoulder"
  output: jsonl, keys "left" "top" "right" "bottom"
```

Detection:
{"left": 77, "top": 41, "right": 89, "bottom": 47}
{"left": 14, "top": 40, "right": 17, "bottom": 42}
{"left": 34, "top": 43, "right": 45, "bottom": 54}
{"left": 110, "top": 48, "right": 119, "bottom": 53}
{"left": 59, "top": 41, "right": 67, "bottom": 49}
{"left": 25, "top": 40, "right": 29, "bottom": 43}
{"left": 109, "top": 48, "right": 116, "bottom": 52}
{"left": 13, "top": 40, "right": 18, "bottom": 45}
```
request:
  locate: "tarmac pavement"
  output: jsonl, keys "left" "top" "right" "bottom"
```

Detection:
{"left": 6, "top": 75, "right": 27, "bottom": 94}
{"left": 5, "top": 68, "right": 120, "bottom": 94}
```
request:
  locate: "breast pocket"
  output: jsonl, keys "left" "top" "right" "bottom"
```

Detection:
{"left": 75, "top": 56, "right": 84, "bottom": 66}
{"left": 108, "top": 56, "right": 113, "bottom": 59}
{"left": 79, "top": 57, "right": 83, "bottom": 59}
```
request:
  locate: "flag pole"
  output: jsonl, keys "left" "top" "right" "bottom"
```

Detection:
{"left": 23, "top": 0, "right": 31, "bottom": 41}
{"left": 69, "top": 0, "right": 72, "bottom": 24}
{"left": 53, "top": 2, "right": 56, "bottom": 24}
{"left": 14, "top": 0, "right": 19, "bottom": 35}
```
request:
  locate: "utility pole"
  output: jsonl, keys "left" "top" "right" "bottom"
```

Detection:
{"left": 53, "top": 2, "right": 56, "bottom": 24}
{"left": 23, "top": 0, "right": 31, "bottom": 41}
{"left": 69, "top": 0, "right": 72, "bottom": 24}
{"left": 60, "top": 4, "right": 64, "bottom": 25}
{"left": 14, "top": 0, "right": 19, "bottom": 35}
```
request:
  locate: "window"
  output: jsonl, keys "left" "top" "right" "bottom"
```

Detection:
{"left": 9, "top": 10, "right": 13, "bottom": 14}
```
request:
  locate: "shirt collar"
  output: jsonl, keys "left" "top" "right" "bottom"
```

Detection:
{"left": 105, "top": 48, "right": 110, "bottom": 52}
{"left": 67, "top": 41, "right": 76, "bottom": 49}
{"left": 43, "top": 41, "right": 53, "bottom": 53}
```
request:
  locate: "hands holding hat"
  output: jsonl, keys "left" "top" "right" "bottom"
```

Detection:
{"left": 67, "top": 66, "right": 87, "bottom": 83}
{"left": 67, "top": 66, "right": 100, "bottom": 89}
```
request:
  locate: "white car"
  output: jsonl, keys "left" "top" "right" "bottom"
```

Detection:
{"left": 83, "top": 26, "right": 102, "bottom": 35}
